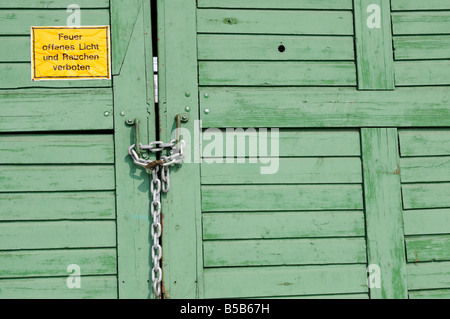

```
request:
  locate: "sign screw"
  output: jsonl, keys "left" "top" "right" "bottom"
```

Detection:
{"left": 120, "top": 111, "right": 126, "bottom": 116}
{"left": 185, "top": 106, "right": 190, "bottom": 112}
{"left": 204, "top": 109, "right": 210, "bottom": 114}
{"left": 104, "top": 111, "right": 110, "bottom": 117}
{"left": 185, "top": 91, "right": 191, "bottom": 97}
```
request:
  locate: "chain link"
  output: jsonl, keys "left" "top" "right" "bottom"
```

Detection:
{"left": 128, "top": 139, "right": 185, "bottom": 298}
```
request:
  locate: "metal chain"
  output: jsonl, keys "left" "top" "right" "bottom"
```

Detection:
{"left": 128, "top": 139, "right": 185, "bottom": 298}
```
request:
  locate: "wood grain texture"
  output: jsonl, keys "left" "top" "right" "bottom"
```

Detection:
{"left": 392, "top": 12, "right": 450, "bottom": 35}
{"left": 361, "top": 128, "right": 408, "bottom": 299}
{"left": 197, "top": 9, "right": 354, "bottom": 35}
{"left": 402, "top": 184, "right": 450, "bottom": 209}
{"left": 404, "top": 209, "right": 450, "bottom": 236}
{"left": 395, "top": 61, "right": 450, "bottom": 86}
{"left": 0, "top": 0, "right": 110, "bottom": 8}
{"left": 391, "top": 0, "right": 450, "bottom": 11}
{"left": 400, "top": 157, "right": 450, "bottom": 183}
{"left": 394, "top": 36, "right": 450, "bottom": 61}
{"left": 202, "top": 211, "right": 365, "bottom": 240}
{"left": 407, "top": 262, "right": 450, "bottom": 290}
{"left": 409, "top": 289, "right": 450, "bottom": 299}
{"left": 399, "top": 129, "right": 450, "bottom": 157}
{"left": 406, "top": 235, "right": 450, "bottom": 262}
{"left": 0, "top": 36, "right": 30, "bottom": 62}
{"left": 197, "top": 0, "right": 353, "bottom": 9}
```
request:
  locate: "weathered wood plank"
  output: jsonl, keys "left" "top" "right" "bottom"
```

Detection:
{"left": 353, "top": 0, "right": 394, "bottom": 89}
{"left": 199, "top": 87, "right": 450, "bottom": 128}
{"left": 406, "top": 235, "right": 450, "bottom": 262}
{"left": 203, "top": 211, "right": 365, "bottom": 240}
{"left": 203, "top": 265, "right": 368, "bottom": 298}
{"left": 0, "top": 248, "right": 116, "bottom": 278}
{"left": 197, "top": 9, "right": 354, "bottom": 35}
{"left": 0, "top": 165, "right": 115, "bottom": 192}
{"left": 0, "top": 9, "right": 109, "bottom": 35}
{"left": 392, "top": 12, "right": 450, "bottom": 35}
{"left": 361, "top": 128, "right": 408, "bottom": 299}
{"left": 197, "top": 35, "right": 354, "bottom": 61}
{"left": 0, "top": 0, "right": 110, "bottom": 8}
{"left": 0, "top": 134, "right": 114, "bottom": 164}
{"left": 404, "top": 209, "right": 450, "bottom": 236}
{"left": 204, "top": 238, "right": 367, "bottom": 267}
{"left": 399, "top": 129, "right": 450, "bottom": 157}
{"left": 201, "top": 158, "right": 362, "bottom": 184}
{"left": 266, "top": 293, "right": 369, "bottom": 299}
{"left": 199, "top": 61, "right": 356, "bottom": 86}
{"left": 402, "top": 184, "right": 450, "bottom": 209}
{"left": 197, "top": 0, "right": 353, "bottom": 10}
{"left": 394, "top": 36, "right": 450, "bottom": 61}
{"left": 409, "top": 289, "right": 450, "bottom": 299}
{"left": 407, "top": 262, "right": 450, "bottom": 290}
{"left": 0, "top": 191, "right": 116, "bottom": 221}
{"left": 0, "top": 276, "right": 117, "bottom": 299}
{"left": 391, "top": 0, "right": 450, "bottom": 11}
{"left": 0, "top": 221, "right": 116, "bottom": 250}
{"left": 395, "top": 61, "right": 450, "bottom": 86}
{"left": 0, "top": 36, "right": 30, "bottom": 62}
{"left": 202, "top": 185, "right": 363, "bottom": 212}
{"left": 400, "top": 157, "right": 450, "bottom": 183}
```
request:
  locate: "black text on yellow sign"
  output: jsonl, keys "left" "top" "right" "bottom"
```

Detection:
{"left": 31, "top": 26, "right": 111, "bottom": 81}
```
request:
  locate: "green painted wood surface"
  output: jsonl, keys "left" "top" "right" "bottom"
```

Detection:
{"left": 361, "top": 128, "right": 408, "bottom": 299}
{"left": 197, "top": 9, "right": 354, "bottom": 35}
{"left": 409, "top": 289, "right": 450, "bottom": 299}
{"left": 0, "top": 0, "right": 110, "bottom": 8}
{"left": 202, "top": 185, "right": 363, "bottom": 212}
{"left": 201, "top": 158, "right": 362, "bottom": 184}
{"left": 0, "top": 165, "right": 114, "bottom": 192}
{"left": 197, "top": 35, "right": 354, "bottom": 61}
{"left": 399, "top": 129, "right": 450, "bottom": 157}
{"left": 0, "top": 134, "right": 114, "bottom": 164}
{"left": 0, "top": 249, "right": 116, "bottom": 278}
{"left": 400, "top": 157, "right": 450, "bottom": 183}
{"left": 202, "top": 211, "right": 365, "bottom": 240}
{"left": 0, "top": 36, "right": 30, "bottom": 62}
{"left": 392, "top": 12, "right": 450, "bottom": 35}
{"left": 395, "top": 61, "right": 450, "bottom": 86}
{"left": 0, "top": 276, "right": 117, "bottom": 299}
{"left": 197, "top": 0, "right": 353, "bottom": 10}
{"left": 353, "top": 0, "right": 394, "bottom": 90}
{"left": 402, "top": 184, "right": 450, "bottom": 209}
{"left": 203, "top": 265, "right": 368, "bottom": 298}
{"left": 407, "top": 262, "right": 450, "bottom": 290}
{"left": 394, "top": 36, "right": 450, "bottom": 61}
{"left": 391, "top": 0, "right": 450, "bottom": 11}
{"left": 0, "top": 221, "right": 116, "bottom": 250}
{"left": 283, "top": 293, "right": 369, "bottom": 299}
{"left": 203, "top": 129, "right": 361, "bottom": 157}
{"left": 199, "top": 62, "right": 356, "bottom": 86}
{"left": 406, "top": 235, "right": 450, "bottom": 262}
{"left": 0, "top": 191, "right": 115, "bottom": 221}
{"left": 204, "top": 238, "right": 367, "bottom": 267}
{"left": 404, "top": 209, "right": 450, "bottom": 236}
{"left": 199, "top": 87, "right": 450, "bottom": 128}
{"left": 0, "top": 9, "right": 109, "bottom": 35}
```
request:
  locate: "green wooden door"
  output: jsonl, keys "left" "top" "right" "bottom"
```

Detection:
{"left": 158, "top": 0, "right": 450, "bottom": 299}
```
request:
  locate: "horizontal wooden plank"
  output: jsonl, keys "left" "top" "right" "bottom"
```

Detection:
{"left": 202, "top": 129, "right": 361, "bottom": 157}
{"left": 0, "top": 276, "right": 117, "bottom": 299}
{"left": 197, "top": 9, "right": 354, "bottom": 35}
{"left": 199, "top": 87, "right": 450, "bottom": 128}
{"left": 392, "top": 12, "right": 450, "bottom": 35}
{"left": 203, "top": 211, "right": 365, "bottom": 240}
{"left": 0, "top": 134, "right": 114, "bottom": 164}
{"left": 0, "top": 248, "right": 116, "bottom": 279}
{"left": 203, "top": 265, "right": 368, "bottom": 298}
{"left": 409, "top": 289, "right": 450, "bottom": 299}
{"left": 406, "top": 235, "right": 450, "bottom": 262}
{"left": 394, "top": 36, "right": 450, "bottom": 61}
{"left": 0, "top": 36, "right": 30, "bottom": 62}
{"left": 197, "top": 0, "right": 353, "bottom": 10}
{"left": 407, "top": 262, "right": 450, "bottom": 290}
{"left": 201, "top": 158, "right": 362, "bottom": 184}
{"left": 402, "top": 184, "right": 450, "bottom": 209}
{"left": 204, "top": 238, "right": 366, "bottom": 267}
{"left": 399, "top": 129, "right": 450, "bottom": 157}
{"left": 202, "top": 185, "right": 363, "bottom": 212}
{"left": 199, "top": 61, "right": 356, "bottom": 86}
{"left": 395, "top": 61, "right": 450, "bottom": 86}
{"left": 404, "top": 209, "right": 450, "bottom": 236}
{"left": 0, "top": 0, "right": 110, "bottom": 8}
{"left": 0, "top": 88, "right": 113, "bottom": 132}
{"left": 0, "top": 165, "right": 115, "bottom": 192}
{"left": 400, "top": 157, "right": 450, "bottom": 183}
{"left": 0, "top": 9, "right": 109, "bottom": 35}
{"left": 0, "top": 191, "right": 116, "bottom": 221}
{"left": 391, "top": 0, "right": 450, "bottom": 11}
{"left": 261, "top": 293, "right": 369, "bottom": 299}
{"left": 0, "top": 64, "right": 112, "bottom": 89}
{"left": 197, "top": 35, "right": 354, "bottom": 61}
{"left": 0, "top": 221, "right": 116, "bottom": 250}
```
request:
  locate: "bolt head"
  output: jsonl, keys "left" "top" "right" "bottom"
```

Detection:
{"left": 204, "top": 108, "right": 210, "bottom": 114}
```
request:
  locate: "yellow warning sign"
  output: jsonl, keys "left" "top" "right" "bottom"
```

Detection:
{"left": 31, "top": 26, "right": 111, "bottom": 81}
